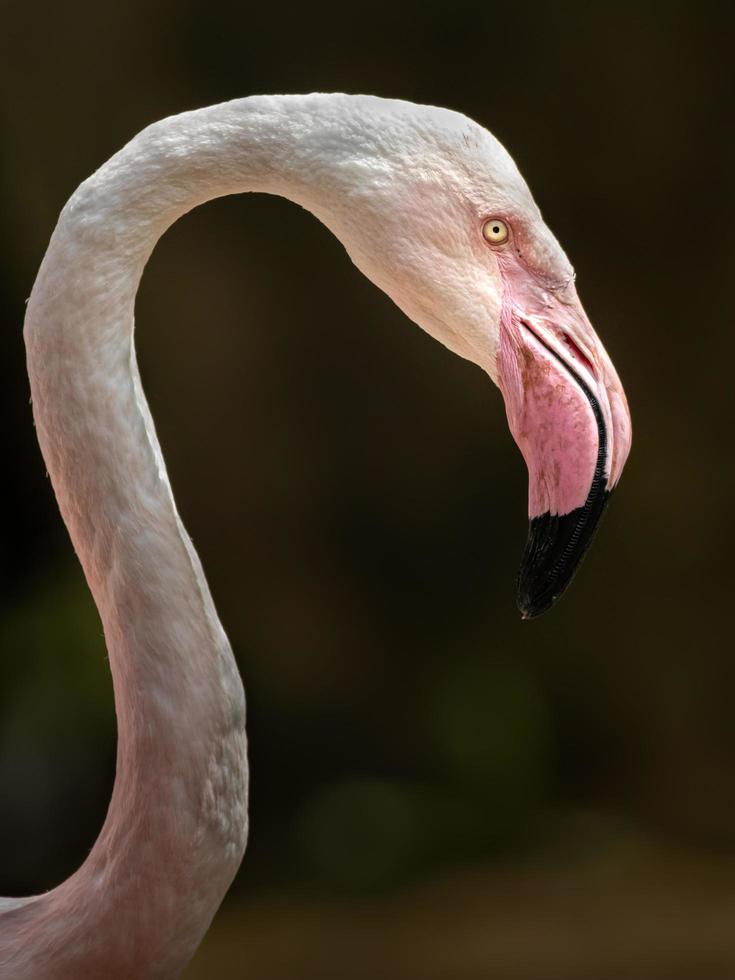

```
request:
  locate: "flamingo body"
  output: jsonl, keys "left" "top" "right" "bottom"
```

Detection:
{"left": 0, "top": 95, "right": 630, "bottom": 978}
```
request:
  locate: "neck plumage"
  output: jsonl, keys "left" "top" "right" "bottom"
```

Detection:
{"left": 4, "top": 95, "right": 345, "bottom": 979}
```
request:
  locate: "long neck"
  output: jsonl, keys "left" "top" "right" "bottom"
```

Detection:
{"left": 9, "top": 95, "right": 344, "bottom": 980}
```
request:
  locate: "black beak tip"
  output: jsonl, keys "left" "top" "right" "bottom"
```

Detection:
{"left": 517, "top": 593, "right": 555, "bottom": 620}
{"left": 516, "top": 574, "right": 562, "bottom": 620}
{"left": 514, "top": 490, "right": 612, "bottom": 620}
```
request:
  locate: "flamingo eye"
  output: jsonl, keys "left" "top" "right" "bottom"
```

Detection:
{"left": 482, "top": 218, "right": 509, "bottom": 245}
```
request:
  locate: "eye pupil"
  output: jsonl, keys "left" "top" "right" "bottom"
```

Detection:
{"left": 482, "top": 217, "right": 508, "bottom": 244}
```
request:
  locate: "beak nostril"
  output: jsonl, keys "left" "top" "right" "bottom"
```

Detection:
{"left": 518, "top": 319, "right": 596, "bottom": 381}
{"left": 561, "top": 332, "right": 595, "bottom": 378}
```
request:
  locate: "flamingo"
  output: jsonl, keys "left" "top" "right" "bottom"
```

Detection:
{"left": 0, "top": 94, "right": 631, "bottom": 978}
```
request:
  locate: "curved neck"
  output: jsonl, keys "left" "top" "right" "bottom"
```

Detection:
{"left": 10, "top": 96, "right": 341, "bottom": 979}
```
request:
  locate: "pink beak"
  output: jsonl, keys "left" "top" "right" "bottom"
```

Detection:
{"left": 496, "top": 270, "right": 632, "bottom": 618}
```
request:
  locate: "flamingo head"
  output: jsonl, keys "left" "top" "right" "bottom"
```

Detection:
{"left": 309, "top": 97, "right": 632, "bottom": 617}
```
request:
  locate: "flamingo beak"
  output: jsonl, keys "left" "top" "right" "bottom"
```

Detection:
{"left": 496, "top": 277, "right": 632, "bottom": 618}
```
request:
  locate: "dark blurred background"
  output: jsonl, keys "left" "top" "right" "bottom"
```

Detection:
{"left": 1, "top": 2, "right": 734, "bottom": 977}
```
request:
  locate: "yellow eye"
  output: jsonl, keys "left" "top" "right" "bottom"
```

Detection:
{"left": 482, "top": 218, "right": 509, "bottom": 244}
